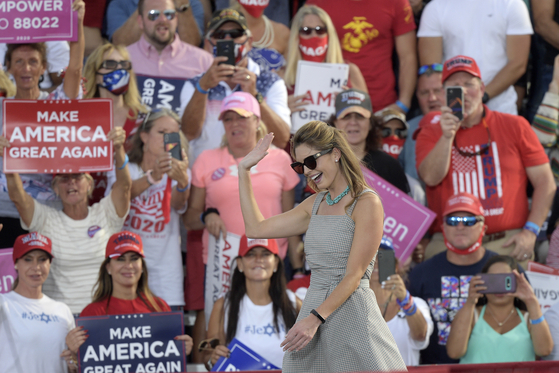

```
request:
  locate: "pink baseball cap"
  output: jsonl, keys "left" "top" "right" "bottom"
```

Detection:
{"left": 443, "top": 192, "right": 485, "bottom": 217}
{"left": 238, "top": 235, "right": 279, "bottom": 257}
{"left": 13, "top": 232, "right": 53, "bottom": 263}
{"left": 442, "top": 55, "right": 482, "bottom": 83}
{"left": 218, "top": 92, "right": 261, "bottom": 121}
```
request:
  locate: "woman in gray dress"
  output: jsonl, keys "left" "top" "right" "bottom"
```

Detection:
{"left": 237, "top": 120, "right": 406, "bottom": 372}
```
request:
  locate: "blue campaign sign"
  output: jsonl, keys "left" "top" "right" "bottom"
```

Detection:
{"left": 136, "top": 75, "right": 187, "bottom": 114}
{"left": 212, "top": 338, "right": 280, "bottom": 371}
{"left": 76, "top": 312, "right": 186, "bottom": 373}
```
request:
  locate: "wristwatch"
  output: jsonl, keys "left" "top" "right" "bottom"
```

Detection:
{"left": 176, "top": 2, "right": 190, "bottom": 12}
{"left": 254, "top": 91, "right": 264, "bottom": 104}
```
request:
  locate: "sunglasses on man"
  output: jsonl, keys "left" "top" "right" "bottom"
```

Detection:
{"left": 444, "top": 216, "right": 483, "bottom": 227}
{"left": 211, "top": 29, "right": 246, "bottom": 40}
{"left": 291, "top": 148, "right": 333, "bottom": 175}
{"left": 418, "top": 63, "right": 443, "bottom": 76}
{"left": 100, "top": 60, "right": 132, "bottom": 70}
{"left": 299, "top": 26, "right": 328, "bottom": 36}
{"left": 147, "top": 9, "right": 177, "bottom": 21}
{"left": 381, "top": 128, "right": 407, "bottom": 139}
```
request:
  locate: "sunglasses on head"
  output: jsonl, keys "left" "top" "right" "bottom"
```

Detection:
{"left": 147, "top": 9, "right": 177, "bottom": 21}
{"left": 291, "top": 148, "right": 333, "bottom": 175}
{"left": 418, "top": 63, "right": 443, "bottom": 76}
{"left": 211, "top": 29, "right": 246, "bottom": 40}
{"left": 381, "top": 128, "right": 408, "bottom": 139}
{"left": 299, "top": 26, "right": 328, "bottom": 36}
{"left": 100, "top": 60, "right": 132, "bottom": 71}
{"left": 198, "top": 338, "right": 220, "bottom": 352}
{"left": 444, "top": 216, "right": 483, "bottom": 227}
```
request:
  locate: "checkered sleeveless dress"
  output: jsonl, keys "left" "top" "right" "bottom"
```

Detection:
{"left": 282, "top": 190, "right": 407, "bottom": 372}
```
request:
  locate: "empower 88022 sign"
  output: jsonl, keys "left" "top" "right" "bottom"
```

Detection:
{"left": 0, "top": 0, "right": 78, "bottom": 43}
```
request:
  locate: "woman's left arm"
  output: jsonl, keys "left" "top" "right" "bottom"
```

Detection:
{"left": 109, "top": 128, "right": 132, "bottom": 218}
{"left": 169, "top": 150, "right": 190, "bottom": 210}
{"left": 63, "top": 0, "right": 85, "bottom": 99}
{"left": 281, "top": 193, "right": 383, "bottom": 352}
{"left": 513, "top": 270, "right": 554, "bottom": 356}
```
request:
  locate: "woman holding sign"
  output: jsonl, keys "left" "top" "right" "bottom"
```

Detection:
{"left": 0, "top": 126, "right": 131, "bottom": 316}
{"left": 203, "top": 235, "right": 301, "bottom": 370}
{"left": 0, "top": 0, "right": 87, "bottom": 249}
{"left": 63, "top": 231, "right": 193, "bottom": 368}
{"left": 0, "top": 232, "right": 75, "bottom": 373}
{"left": 281, "top": 5, "right": 367, "bottom": 120}
{"left": 237, "top": 121, "right": 406, "bottom": 372}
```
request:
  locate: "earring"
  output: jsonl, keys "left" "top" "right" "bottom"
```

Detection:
{"left": 14, "top": 265, "right": 18, "bottom": 270}
{"left": 335, "top": 159, "right": 339, "bottom": 163}
{"left": 273, "top": 269, "right": 277, "bottom": 273}
{"left": 108, "top": 271, "right": 112, "bottom": 275}
{"left": 239, "top": 269, "right": 243, "bottom": 273}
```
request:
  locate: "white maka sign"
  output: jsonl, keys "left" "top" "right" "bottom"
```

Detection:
{"left": 204, "top": 233, "right": 241, "bottom": 327}
{"left": 526, "top": 270, "right": 559, "bottom": 313}
{"left": 292, "top": 61, "right": 349, "bottom": 133}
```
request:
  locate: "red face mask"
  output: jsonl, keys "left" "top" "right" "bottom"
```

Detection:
{"left": 382, "top": 136, "right": 405, "bottom": 159}
{"left": 442, "top": 230, "right": 483, "bottom": 255}
{"left": 298, "top": 36, "right": 328, "bottom": 62}
{"left": 239, "top": 0, "right": 269, "bottom": 18}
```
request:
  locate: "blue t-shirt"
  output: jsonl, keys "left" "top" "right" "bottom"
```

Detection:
{"left": 407, "top": 249, "right": 527, "bottom": 365}
{"left": 105, "top": 0, "right": 205, "bottom": 41}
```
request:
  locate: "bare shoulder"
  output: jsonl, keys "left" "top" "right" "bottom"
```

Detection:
{"left": 352, "top": 191, "right": 383, "bottom": 216}
{"left": 298, "top": 192, "right": 321, "bottom": 214}
{"left": 272, "top": 20, "right": 290, "bottom": 37}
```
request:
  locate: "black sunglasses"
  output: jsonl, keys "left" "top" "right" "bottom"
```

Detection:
{"left": 299, "top": 26, "right": 328, "bottom": 36}
{"left": 381, "top": 128, "right": 408, "bottom": 139}
{"left": 147, "top": 9, "right": 177, "bottom": 21}
{"left": 198, "top": 338, "right": 220, "bottom": 352}
{"left": 100, "top": 60, "right": 132, "bottom": 71}
{"left": 291, "top": 148, "right": 333, "bottom": 174}
{"left": 445, "top": 216, "right": 483, "bottom": 227}
{"left": 211, "top": 29, "right": 246, "bottom": 40}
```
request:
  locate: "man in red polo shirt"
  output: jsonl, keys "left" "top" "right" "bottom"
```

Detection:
{"left": 415, "top": 55, "right": 555, "bottom": 267}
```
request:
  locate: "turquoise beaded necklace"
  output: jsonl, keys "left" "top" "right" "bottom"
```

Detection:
{"left": 326, "top": 186, "right": 350, "bottom": 206}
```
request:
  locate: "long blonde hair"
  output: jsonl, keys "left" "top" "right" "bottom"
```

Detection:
{"left": 91, "top": 257, "right": 164, "bottom": 312}
{"left": 284, "top": 5, "right": 344, "bottom": 89}
{"left": 83, "top": 44, "right": 145, "bottom": 119}
{"left": 291, "top": 121, "right": 370, "bottom": 207}
{"left": 0, "top": 70, "right": 16, "bottom": 97}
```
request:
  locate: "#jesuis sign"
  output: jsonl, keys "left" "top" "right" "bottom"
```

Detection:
{"left": 2, "top": 99, "right": 113, "bottom": 173}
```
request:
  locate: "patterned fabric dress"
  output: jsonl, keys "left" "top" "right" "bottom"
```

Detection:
{"left": 282, "top": 190, "right": 407, "bottom": 372}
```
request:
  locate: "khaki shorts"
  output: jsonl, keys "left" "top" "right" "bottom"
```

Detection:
{"left": 424, "top": 229, "right": 532, "bottom": 269}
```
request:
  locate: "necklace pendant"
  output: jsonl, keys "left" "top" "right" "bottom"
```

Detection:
{"left": 326, "top": 186, "right": 350, "bottom": 206}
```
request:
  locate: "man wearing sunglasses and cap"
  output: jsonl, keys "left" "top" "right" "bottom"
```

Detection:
{"left": 416, "top": 55, "right": 555, "bottom": 268}
{"left": 407, "top": 192, "right": 526, "bottom": 365}
{"left": 179, "top": 8, "right": 291, "bottom": 162}
{"left": 125, "top": 0, "right": 213, "bottom": 111}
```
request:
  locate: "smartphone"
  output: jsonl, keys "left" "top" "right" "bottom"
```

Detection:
{"left": 378, "top": 249, "right": 396, "bottom": 283}
{"left": 164, "top": 132, "right": 182, "bottom": 160}
{"left": 446, "top": 86, "right": 464, "bottom": 121}
{"left": 216, "top": 40, "right": 235, "bottom": 66}
{"left": 478, "top": 273, "right": 517, "bottom": 294}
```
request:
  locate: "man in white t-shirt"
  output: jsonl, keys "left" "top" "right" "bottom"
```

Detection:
{"left": 417, "top": 0, "right": 533, "bottom": 115}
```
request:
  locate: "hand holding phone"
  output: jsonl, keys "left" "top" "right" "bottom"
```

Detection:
{"left": 164, "top": 133, "right": 182, "bottom": 160}
{"left": 378, "top": 249, "right": 396, "bottom": 283}
{"left": 446, "top": 86, "right": 464, "bottom": 121}
{"left": 216, "top": 40, "right": 235, "bottom": 66}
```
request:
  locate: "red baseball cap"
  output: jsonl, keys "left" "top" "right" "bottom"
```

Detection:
{"left": 442, "top": 55, "right": 482, "bottom": 83}
{"left": 443, "top": 192, "right": 484, "bottom": 217}
{"left": 13, "top": 232, "right": 53, "bottom": 263}
{"left": 105, "top": 231, "right": 145, "bottom": 258}
{"left": 238, "top": 235, "right": 279, "bottom": 257}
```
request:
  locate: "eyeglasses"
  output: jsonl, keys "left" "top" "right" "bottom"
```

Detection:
{"left": 140, "top": 108, "right": 164, "bottom": 132}
{"left": 147, "top": 9, "right": 177, "bottom": 21}
{"left": 100, "top": 60, "right": 132, "bottom": 71}
{"left": 444, "top": 216, "right": 483, "bottom": 227}
{"left": 57, "top": 174, "right": 86, "bottom": 183}
{"left": 198, "top": 338, "right": 220, "bottom": 352}
{"left": 291, "top": 148, "right": 333, "bottom": 175}
{"left": 381, "top": 128, "right": 408, "bottom": 139}
{"left": 454, "top": 118, "right": 491, "bottom": 157}
{"left": 299, "top": 26, "right": 328, "bottom": 36}
{"left": 418, "top": 64, "right": 443, "bottom": 76}
{"left": 211, "top": 29, "right": 246, "bottom": 40}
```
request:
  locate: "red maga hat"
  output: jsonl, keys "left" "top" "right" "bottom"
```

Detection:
{"left": 238, "top": 235, "right": 279, "bottom": 257}
{"left": 105, "top": 231, "right": 145, "bottom": 258}
{"left": 443, "top": 192, "right": 484, "bottom": 217}
{"left": 442, "top": 55, "right": 482, "bottom": 83}
{"left": 13, "top": 232, "right": 53, "bottom": 263}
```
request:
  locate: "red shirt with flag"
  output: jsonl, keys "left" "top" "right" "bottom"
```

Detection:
{"left": 415, "top": 107, "right": 549, "bottom": 234}
{"left": 306, "top": 0, "right": 416, "bottom": 111}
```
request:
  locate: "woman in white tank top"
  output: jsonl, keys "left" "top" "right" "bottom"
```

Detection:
{"left": 203, "top": 235, "right": 302, "bottom": 370}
